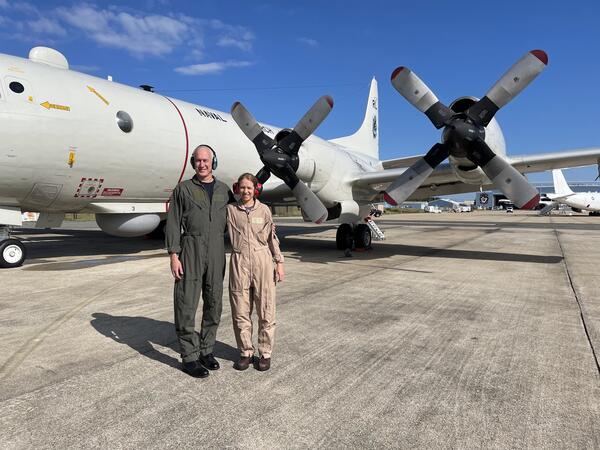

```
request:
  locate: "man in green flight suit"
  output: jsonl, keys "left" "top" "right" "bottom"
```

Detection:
{"left": 166, "top": 144, "right": 235, "bottom": 378}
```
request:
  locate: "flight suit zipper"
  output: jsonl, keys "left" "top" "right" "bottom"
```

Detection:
{"left": 246, "top": 207, "right": 252, "bottom": 282}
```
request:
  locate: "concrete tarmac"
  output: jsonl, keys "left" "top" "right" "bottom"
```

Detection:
{"left": 0, "top": 211, "right": 599, "bottom": 448}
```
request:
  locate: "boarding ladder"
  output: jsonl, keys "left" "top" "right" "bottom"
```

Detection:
{"left": 538, "top": 202, "right": 558, "bottom": 216}
{"left": 365, "top": 207, "right": 385, "bottom": 241}
{"left": 365, "top": 218, "right": 385, "bottom": 240}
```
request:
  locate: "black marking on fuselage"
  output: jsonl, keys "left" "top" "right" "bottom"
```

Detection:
{"left": 195, "top": 108, "right": 228, "bottom": 122}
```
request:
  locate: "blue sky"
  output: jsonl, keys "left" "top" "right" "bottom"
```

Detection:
{"left": 1, "top": 0, "right": 599, "bottom": 185}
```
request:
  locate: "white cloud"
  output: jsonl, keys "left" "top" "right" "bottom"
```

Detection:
{"left": 297, "top": 37, "right": 318, "bottom": 47}
{"left": 0, "top": 3, "right": 255, "bottom": 66}
{"left": 217, "top": 36, "right": 252, "bottom": 51}
{"left": 207, "top": 18, "right": 254, "bottom": 51}
{"left": 12, "top": 1, "right": 39, "bottom": 14}
{"left": 28, "top": 17, "right": 66, "bottom": 36}
{"left": 174, "top": 60, "right": 252, "bottom": 75}
{"left": 55, "top": 5, "right": 190, "bottom": 57}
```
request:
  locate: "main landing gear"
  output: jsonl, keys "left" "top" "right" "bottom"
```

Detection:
{"left": 336, "top": 208, "right": 384, "bottom": 252}
{"left": 0, "top": 226, "right": 26, "bottom": 268}
{"left": 336, "top": 223, "right": 373, "bottom": 251}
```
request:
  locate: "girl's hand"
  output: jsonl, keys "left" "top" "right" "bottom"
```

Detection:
{"left": 275, "top": 263, "right": 285, "bottom": 282}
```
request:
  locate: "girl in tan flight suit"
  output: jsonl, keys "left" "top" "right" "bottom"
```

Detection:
{"left": 227, "top": 173, "right": 285, "bottom": 371}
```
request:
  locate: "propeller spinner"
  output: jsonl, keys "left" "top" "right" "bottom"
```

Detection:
{"left": 231, "top": 96, "right": 333, "bottom": 223}
{"left": 384, "top": 50, "right": 547, "bottom": 209}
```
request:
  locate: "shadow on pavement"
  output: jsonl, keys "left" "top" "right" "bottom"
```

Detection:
{"left": 90, "top": 313, "right": 238, "bottom": 369}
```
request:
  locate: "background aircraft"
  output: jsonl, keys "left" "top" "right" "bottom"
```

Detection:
{"left": 1, "top": 46, "right": 600, "bottom": 268}
{"left": 541, "top": 169, "right": 600, "bottom": 215}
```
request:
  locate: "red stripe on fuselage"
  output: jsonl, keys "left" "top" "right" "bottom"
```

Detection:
{"left": 164, "top": 96, "right": 189, "bottom": 185}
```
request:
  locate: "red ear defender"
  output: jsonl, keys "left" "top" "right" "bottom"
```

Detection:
{"left": 233, "top": 181, "right": 262, "bottom": 197}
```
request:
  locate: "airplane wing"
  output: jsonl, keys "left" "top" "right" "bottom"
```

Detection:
{"left": 380, "top": 155, "right": 425, "bottom": 170}
{"left": 509, "top": 147, "right": 600, "bottom": 174}
{"left": 355, "top": 147, "right": 600, "bottom": 199}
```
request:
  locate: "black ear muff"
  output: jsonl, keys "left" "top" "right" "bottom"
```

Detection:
{"left": 190, "top": 145, "right": 218, "bottom": 170}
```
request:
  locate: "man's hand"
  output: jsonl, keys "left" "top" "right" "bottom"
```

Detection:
{"left": 275, "top": 262, "right": 285, "bottom": 283}
{"left": 170, "top": 254, "right": 184, "bottom": 280}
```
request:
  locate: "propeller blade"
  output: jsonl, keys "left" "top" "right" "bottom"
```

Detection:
{"left": 255, "top": 166, "right": 271, "bottom": 184}
{"left": 467, "top": 50, "right": 548, "bottom": 126}
{"left": 231, "top": 101, "right": 275, "bottom": 154}
{"left": 231, "top": 100, "right": 329, "bottom": 223}
{"left": 278, "top": 95, "right": 334, "bottom": 154}
{"left": 383, "top": 143, "right": 449, "bottom": 206}
{"left": 390, "top": 67, "right": 454, "bottom": 129}
{"left": 291, "top": 181, "right": 328, "bottom": 224}
{"left": 467, "top": 139, "right": 540, "bottom": 209}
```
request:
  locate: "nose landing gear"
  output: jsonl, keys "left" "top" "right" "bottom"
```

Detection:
{"left": 0, "top": 227, "right": 26, "bottom": 268}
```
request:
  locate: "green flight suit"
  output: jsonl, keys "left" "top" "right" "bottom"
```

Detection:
{"left": 166, "top": 176, "right": 233, "bottom": 363}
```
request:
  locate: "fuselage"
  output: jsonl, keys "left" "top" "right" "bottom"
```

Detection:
{"left": 556, "top": 193, "right": 600, "bottom": 211}
{"left": 0, "top": 50, "right": 381, "bottom": 215}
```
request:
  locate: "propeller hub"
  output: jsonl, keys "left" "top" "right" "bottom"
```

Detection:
{"left": 442, "top": 118, "right": 485, "bottom": 158}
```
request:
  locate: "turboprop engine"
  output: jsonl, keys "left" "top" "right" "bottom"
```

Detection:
{"left": 231, "top": 96, "right": 334, "bottom": 223}
{"left": 447, "top": 97, "right": 507, "bottom": 185}
{"left": 96, "top": 213, "right": 162, "bottom": 237}
{"left": 384, "top": 50, "right": 547, "bottom": 210}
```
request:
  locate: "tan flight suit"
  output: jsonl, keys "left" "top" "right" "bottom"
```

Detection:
{"left": 227, "top": 200, "right": 283, "bottom": 358}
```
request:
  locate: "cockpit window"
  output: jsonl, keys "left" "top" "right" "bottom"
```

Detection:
{"left": 9, "top": 81, "right": 24, "bottom": 94}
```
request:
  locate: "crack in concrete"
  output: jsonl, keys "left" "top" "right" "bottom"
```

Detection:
{"left": 552, "top": 223, "right": 600, "bottom": 378}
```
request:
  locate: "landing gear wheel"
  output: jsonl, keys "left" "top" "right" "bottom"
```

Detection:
{"left": 0, "top": 238, "right": 26, "bottom": 268}
{"left": 354, "top": 224, "right": 372, "bottom": 250}
{"left": 336, "top": 223, "right": 353, "bottom": 251}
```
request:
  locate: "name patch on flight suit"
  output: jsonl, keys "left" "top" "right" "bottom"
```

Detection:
{"left": 213, "top": 194, "right": 225, "bottom": 203}
{"left": 251, "top": 217, "right": 264, "bottom": 224}
{"left": 193, "top": 190, "right": 207, "bottom": 202}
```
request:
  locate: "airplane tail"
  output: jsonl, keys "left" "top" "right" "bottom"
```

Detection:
{"left": 329, "top": 78, "right": 379, "bottom": 159}
{"left": 552, "top": 169, "right": 574, "bottom": 196}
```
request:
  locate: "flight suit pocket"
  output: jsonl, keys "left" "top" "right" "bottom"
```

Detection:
{"left": 252, "top": 221, "right": 269, "bottom": 245}
{"left": 228, "top": 223, "right": 244, "bottom": 252}
{"left": 180, "top": 236, "right": 199, "bottom": 281}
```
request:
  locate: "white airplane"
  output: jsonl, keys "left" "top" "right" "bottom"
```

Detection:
{"left": 1, "top": 46, "right": 600, "bottom": 268}
{"left": 545, "top": 169, "right": 600, "bottom": 215}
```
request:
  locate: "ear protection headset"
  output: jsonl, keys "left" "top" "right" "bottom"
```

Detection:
{"left": 190, "top": 144, "right": 218, "bottom": 170}
{"left": 233, "top": 180, "right": 263, "bottom": 198}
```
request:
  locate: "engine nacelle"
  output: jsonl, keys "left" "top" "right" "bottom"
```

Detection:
{"left": 96, "top": 213, "right": 162, "bottom": 237}
{"left": 448, "top": 96, "right": 507, "bottom": 185}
